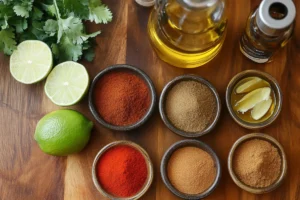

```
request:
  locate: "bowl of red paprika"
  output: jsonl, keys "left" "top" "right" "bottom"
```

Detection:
{"left": 89, "top": 64, "right": 156, "bottom": 131}
{"left": 92, "top": 140, "right": 154, "bottom": 199}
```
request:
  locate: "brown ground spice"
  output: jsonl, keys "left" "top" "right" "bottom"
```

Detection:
{"left": 233, "top": 139, "right": 282, "bottom": 188}
{"left": 167, "top": 147, "right": 216, "bottom": 194}
{"left": 165, "top": 81, "right": 217, "bottom": 133}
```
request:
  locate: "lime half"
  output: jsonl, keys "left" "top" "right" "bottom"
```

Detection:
{"left": 10, "top": 40, "right": 53, "bottom": 84}
{"left": 45, "top": 61, "right": 89, "bottom": 106}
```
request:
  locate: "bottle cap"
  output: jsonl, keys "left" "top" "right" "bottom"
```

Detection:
{"left": 256, "top": 0, "right": 296, "bottom": 36}
{"left": 135, "top": 0, "right": 155, "bottom": 7}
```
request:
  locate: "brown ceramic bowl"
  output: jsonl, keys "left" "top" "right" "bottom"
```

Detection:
{"left": 226, "top": 70, "right": 282, "bottom": 129}
{"left": 228, "top": 133, "right": 287, "bottom": 194}
{"left": 89, "top": 64, "right": 156, "bottom": 131}
{"left": 159, "top": 75, "right": 221, "bottom": 138}
{"left": 160, "top": 140, "right": 221, "bottom": 199}
{"left": 92, "top": 141, "right": 154, "bottom": 200}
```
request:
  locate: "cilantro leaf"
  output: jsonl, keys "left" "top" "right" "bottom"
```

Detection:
{"left": 0, "top": 16, "right": 9, "bottom": 29}
{"left": 31, "top": 21, "right": 48, "bottom": 40}
{"left": 58, "top": 36, "right": 82, "bottom": 62}
{"left": 57, "top": 16, "right": 83, "bottom": 43}
{"left": 32, "top": 7, "right": 43, "bottom": 20}
{"left": 41, "top": 3, "right": 56, "bottom": 17}
{"left": 89, "top": 4, "right": 112, "bottom": 24}
{"left": 44, "top": 19, "right": 58, "bottom": 36}
{"left": 11, "top": 18, "right": 28, "bottom": 33}
{"left": 0, "top": 28, "right": 17, "bottom": 55}
{"left": 76, "top": 30, "right": 100, "bottom": 44}
{"left": 13, "top": 0, "right": 34, "bottom": 18}
{"left": 61, "top": 0, "right": 89, "bottom": 18}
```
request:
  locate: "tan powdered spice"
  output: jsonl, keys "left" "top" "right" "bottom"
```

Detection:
{"left": 167, "top": 147, "right": 216, "bottom": 194}
{"left": 233, "top": 139, "right": 282, "bottom": 188}
{"left": 165, "top": 81, "right": 217, "bottom": 133}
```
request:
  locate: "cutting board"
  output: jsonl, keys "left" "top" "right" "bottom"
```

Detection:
{"left": 1, "top": 0, "right": 300, "bottom": 199}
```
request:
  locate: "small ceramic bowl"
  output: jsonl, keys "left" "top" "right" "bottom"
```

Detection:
{"left": 89, "top": 64, "right": 156, "bottom": 131}
{"left": 159, "top": 75, "right": 221, "bottom": 138}
{"left": 92, "top": 140, "right": 154, "bottom": 200}
{"left": 161, "top": 140, "right": 221, "bottom": 199}
{"left": 228, "top": 133, "right": 287, "bottom": 194}
{"left": 226, "top": 70, "right": 282, "bottom": 129}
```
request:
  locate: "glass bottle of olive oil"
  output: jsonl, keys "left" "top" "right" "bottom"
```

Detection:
{"left": 148, "top": 0, "right": 227, "bottom": 68}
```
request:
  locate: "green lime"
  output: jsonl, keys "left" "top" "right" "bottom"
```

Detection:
{"left": 44, "top": 61, "right": 89, "bottom": 106}
{"left": 10, "top": 40, "right": 53, "bottom": 84}
{"left": 34, "top": 109, "right": 93, "bottom": 156}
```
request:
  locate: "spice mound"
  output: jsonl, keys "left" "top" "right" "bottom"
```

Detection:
{"left": 233, "top": 139, "right": 282, "bottom": 188}
{"left": 94, "top": 71, "right": 151, "bottom": 126}
{"left": 165, "top": 80, "right": 217, "bottom": 133}
{"left": 97, "top": 145, "right": 148, "bottom": 197}
{"left": 167, "top": 147, "right": 216, "bottom": 194}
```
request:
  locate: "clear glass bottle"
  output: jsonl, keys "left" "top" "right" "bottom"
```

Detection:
{"left": 148, "top": 0, "right": 227, "bottom": 68}
{"left": 240, "top": 0, "right": 296, "bottom": 63}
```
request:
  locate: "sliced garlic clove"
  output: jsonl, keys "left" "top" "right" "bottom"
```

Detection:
{"left": 235, "top": 87, "right": 271, "bottom": 113}
{"left": 236, "top": 77, "right": 264, "bottom": 94}
{"left": 251, "top": 98, "right": 273, "bottom": 120}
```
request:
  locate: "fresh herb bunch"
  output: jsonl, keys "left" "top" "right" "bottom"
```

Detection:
{"left": 0, "top": 0, "right": 112, "bottom": 63}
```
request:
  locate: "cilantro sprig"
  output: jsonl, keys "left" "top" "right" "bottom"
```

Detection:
{"left": 0, "top": 0, "right": 112, "bottom": 63}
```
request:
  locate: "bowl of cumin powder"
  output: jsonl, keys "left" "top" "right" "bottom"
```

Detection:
{"left": 228, "top": 133, "right": 287, "bottom": 194}
{"left": 159, "top": 75, "right": 221, "bottom": 138}
{"left": 161, "top": 140, "right": 221, "bottom": 199}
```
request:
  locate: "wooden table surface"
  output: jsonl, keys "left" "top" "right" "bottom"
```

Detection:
{"left": 1, "top": 0, "right": 300, "bottom": 199}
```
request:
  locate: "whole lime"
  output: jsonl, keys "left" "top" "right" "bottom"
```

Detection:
{"left": 34, "top": 110, "right": 93, "bottom": 156}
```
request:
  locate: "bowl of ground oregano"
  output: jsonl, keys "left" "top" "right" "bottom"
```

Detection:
{"left": 159, "top": 75, "right": 221, "bottom": 137}
{"left": 161, "top": 140, "right": 221, "bottom": 199}
{"left": 228, "top": 133, "right": 287, "bottom": 194}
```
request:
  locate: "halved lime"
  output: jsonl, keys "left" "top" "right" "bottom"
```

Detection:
{"left": 10, "top": 40, "right": 53, "bottom": 84}
{"left": 45, "top": 61, "right": 89, "bottom": 106}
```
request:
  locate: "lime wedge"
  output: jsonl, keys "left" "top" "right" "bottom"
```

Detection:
{"left": 236, "top": 77, "right": 264, "bottom": 94}
{"left": 251, "top": 98, "right": 273, "bottom": 120}
{"left": 45, "top": 61, "right": 89, "bottom": 106}
{"left": 235, "top": 87, "right": 271, "bottom": 113}
{"left": 10, "top": 40, "right": 53, "bottom": 84}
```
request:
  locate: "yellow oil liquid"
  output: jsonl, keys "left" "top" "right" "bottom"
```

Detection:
{"left": 231, "top": 78, "right": 276, "bottom": 123}
{"left": 147, "top": 0, "right": 227, "bottom": 68}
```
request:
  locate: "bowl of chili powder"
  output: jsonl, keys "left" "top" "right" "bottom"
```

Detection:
{"left": 89, "top": 64, "right": 156, "bottom": 131}
{"left": 92, "top": 140, "right": 154, "bottom": 199}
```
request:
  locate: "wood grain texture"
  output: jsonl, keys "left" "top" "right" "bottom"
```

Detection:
{"left": 1, "top": 0, "right": 300, "bottom": 199}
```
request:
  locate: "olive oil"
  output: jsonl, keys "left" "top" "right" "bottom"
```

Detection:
{"left": 148, "top": 0, "right": 227, "bottom": 68}
{"left": 231, "top": 77, "right": 276, "bottom": 123}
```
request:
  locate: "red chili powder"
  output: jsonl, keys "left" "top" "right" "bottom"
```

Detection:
{"left": 97, "top": 145, "right": 148, "bottom": 197}
{"left": 93, "top": 71, "right": 151, "bottom": 126}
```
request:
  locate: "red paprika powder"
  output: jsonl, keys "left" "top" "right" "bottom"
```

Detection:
{"left": 97, "top": 145, "right": 148, "bottom": 197}
{"left": 93, "top": 71, "right": 151, "bottom": 126}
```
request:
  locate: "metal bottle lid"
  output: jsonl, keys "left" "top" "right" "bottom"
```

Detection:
{"left": 256, "top": 0, "right": 296, "bottom": 36}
